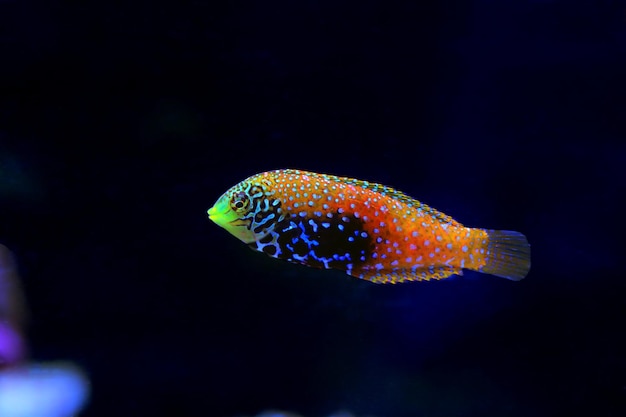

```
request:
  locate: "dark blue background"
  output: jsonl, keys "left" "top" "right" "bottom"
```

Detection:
{"left": 1, "top": 1, "right": 625, "bottom": 416}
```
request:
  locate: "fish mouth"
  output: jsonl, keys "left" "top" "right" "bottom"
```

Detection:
{"left": 208, "top": 205, "right": 251, "bottom": 228}
{"left": 207, "top": 202, "right": 255, "bottom": 243}
{"left": 207, "top": 205, "right": 220, "bottom": 219}
{"left": 207, "top": 203, "right": 229, "bottom": 221}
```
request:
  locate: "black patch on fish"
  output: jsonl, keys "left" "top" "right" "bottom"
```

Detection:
{"left": 273, "top": 213, "right": 374, "bottom": 271}
{"left": 262, "top": 245, "right": 277, "bottom": 256}
{"left": 259, "top": 233, "right": 273, "bottom": 244}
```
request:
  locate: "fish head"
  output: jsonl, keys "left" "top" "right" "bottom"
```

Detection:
{"left": 208, "top": 178, "right": 281, "bottom": 244}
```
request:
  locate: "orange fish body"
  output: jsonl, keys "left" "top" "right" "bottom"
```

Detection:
{"left": 208, "top": 169, "right": 530, "bottom": 283}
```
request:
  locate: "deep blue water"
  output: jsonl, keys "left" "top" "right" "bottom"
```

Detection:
{"left": 1, "top": 1, "right": 625, "bottom": 416}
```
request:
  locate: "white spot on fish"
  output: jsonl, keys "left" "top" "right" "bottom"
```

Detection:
{"left": 462, "top": 245, "right": 468, "bottom": 252}
{"left": 412, "top": 231, "right": 419, "bottom": 237}
{"left": 446, "top": 243, "right": 453, "bottom": 249}
{"left": 424, "top": 240, "right": 430, "bottom": 246}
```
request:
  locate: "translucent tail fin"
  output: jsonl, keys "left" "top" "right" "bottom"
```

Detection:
{"left": 479, "top": 230, "right": 531, "bottom": 281}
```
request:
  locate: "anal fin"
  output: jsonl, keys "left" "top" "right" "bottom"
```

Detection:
{"left": 350, "top": 266, "right": 462, "bottom": 284}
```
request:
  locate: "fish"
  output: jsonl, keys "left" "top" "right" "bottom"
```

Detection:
{"left": 207, "top": 169, "right": 530, "bottom": 284}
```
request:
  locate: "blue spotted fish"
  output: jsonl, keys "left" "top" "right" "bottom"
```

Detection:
{"left": 208, "top": 169, "right": 531, "bottom": 283}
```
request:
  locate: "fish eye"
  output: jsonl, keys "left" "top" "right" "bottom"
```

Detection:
{"left": 230, "top": 192, "right": 249, "bottom": 211}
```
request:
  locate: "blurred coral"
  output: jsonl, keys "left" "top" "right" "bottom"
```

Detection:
{"left": 0, "top": 244, "right": 27, "bottom": 368}
{"left": 0, "top": 244, "right": 90, "bottom": 417}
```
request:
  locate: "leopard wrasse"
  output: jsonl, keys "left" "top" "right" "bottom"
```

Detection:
{"left": 207, "top": 169, "right": 530, "bottom": 284}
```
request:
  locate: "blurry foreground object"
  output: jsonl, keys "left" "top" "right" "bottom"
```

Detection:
{"left": 0, "top": 245, "right": 27, "bottom": 366}
{"left": 0, "top": 244, "right": 90, "bottom": 417}
{"left": 0, "top": 362, "right": 89, "bottom": 417}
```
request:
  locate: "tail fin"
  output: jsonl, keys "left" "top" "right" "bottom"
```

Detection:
{"left": 479, "top": 230, "right": 531, "bottom": 281}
